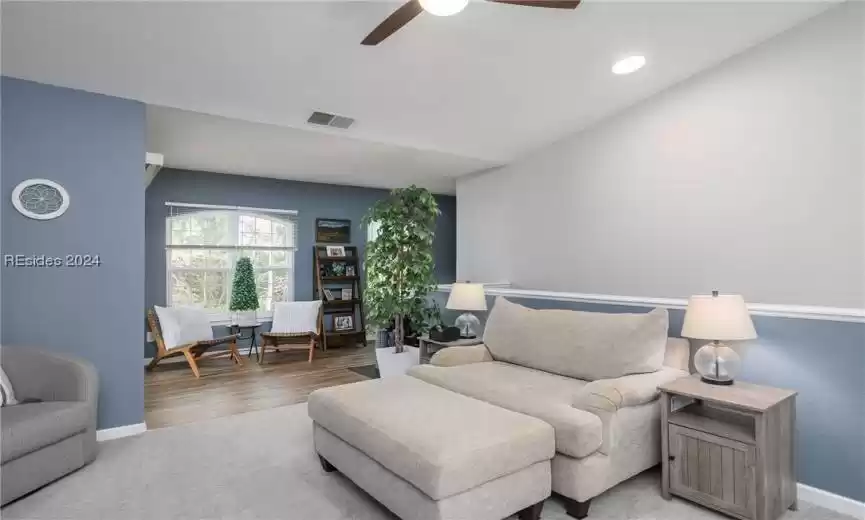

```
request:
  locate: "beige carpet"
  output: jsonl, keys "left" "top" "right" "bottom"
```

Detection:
{"left": 3, "top": 402, "right": 854, "bottom": 520}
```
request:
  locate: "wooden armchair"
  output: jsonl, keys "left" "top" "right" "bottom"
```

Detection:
{"left": 259, "top": 301, "right": 324, "bottom": 364}
{"left": 146, "top": 308, "right": 244, "bottom": 378}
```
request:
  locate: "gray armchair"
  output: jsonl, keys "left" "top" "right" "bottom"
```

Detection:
{"left": 1, "top": 347, "right": 98, "bottom": 505}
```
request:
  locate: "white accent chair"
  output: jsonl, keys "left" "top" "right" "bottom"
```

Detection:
{"left": 259, "top": 301, "right": 324, "bottom": 364}
{"left": 147, "top": 306, "right": 243, "bottom": 378}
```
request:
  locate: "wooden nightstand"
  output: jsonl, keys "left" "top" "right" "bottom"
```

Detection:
{"left": 659, "top": 376, "right": 797, "bottom": 520}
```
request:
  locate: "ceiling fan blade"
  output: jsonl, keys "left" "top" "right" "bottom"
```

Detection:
{"left": 361, "top": 0, "right": 424, "bottom": 46}
{"left": 486, "top": 0, "right": 580, "bottom": 9}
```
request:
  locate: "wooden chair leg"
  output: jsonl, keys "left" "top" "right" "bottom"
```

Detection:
{"left": 182, "top": 350, "right": 201, "bottom": 378}
{"left": 308, "top": 334, "right": 315, "bottom": 363}
{"left": 229, "top": 340, "right": 244, "bottom": 366}
{"left": 258, "top": 338, "right": 267, "bottom": 365}
{"left": 146, "top": 355, "right": 161, "bottom": 372}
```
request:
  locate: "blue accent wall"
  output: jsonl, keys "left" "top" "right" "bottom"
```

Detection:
{"left": 432, "top": 292, "right": 865, "bottom": 502}
{"left": 145, "top": 169, "right": 457, "bottom": 357}
{"left": 1, "top": 77, "right": 146, "bottom": 429}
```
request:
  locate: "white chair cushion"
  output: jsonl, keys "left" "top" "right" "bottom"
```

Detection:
{"left": 154, "top": 306, "right": 214, "bottom": 350}
{"left": 271, "top": 301, "right": 322, "bottom": 334}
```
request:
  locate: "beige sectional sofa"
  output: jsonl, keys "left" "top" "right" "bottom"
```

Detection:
{"left": 408, "top": 297, "right": 690, "bottom": 518}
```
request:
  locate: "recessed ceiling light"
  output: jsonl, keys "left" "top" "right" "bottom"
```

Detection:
{"left": 419, "top": 0, "right": 469, "bottom": 17}
{"left": 612, "top": 55, "right": 646, "bottom": 75}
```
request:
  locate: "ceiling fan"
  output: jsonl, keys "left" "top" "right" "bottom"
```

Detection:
{"left": 361, "top": 0, "right": 581, "bottom": 46}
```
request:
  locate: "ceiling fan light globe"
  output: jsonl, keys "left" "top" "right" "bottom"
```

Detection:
{"left": 419, "top": 0, "right": 469, "bottom": 16}
{"left": 612, "top": 55, "right": 647, "bottom": 75}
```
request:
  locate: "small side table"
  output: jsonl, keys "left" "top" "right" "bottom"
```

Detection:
{"left": 230, "top": 323, "right": 262, "bottom": 358}
{"left": 418, "top": 336, "right": 483, "bottom": 365}
{"left": 659, "top": 376, "right": 797, "bottom": 520}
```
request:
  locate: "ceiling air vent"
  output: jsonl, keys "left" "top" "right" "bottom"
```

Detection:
{"left": 307, "top": 111, "right": 355, "bottom": 129}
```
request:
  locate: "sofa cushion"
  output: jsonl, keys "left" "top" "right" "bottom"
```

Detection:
{"left": 1, "top": 401, "right": 90, "bottom": 463}
{"left": 308, "top": 376, "right": 554, "bottom": 500}
{"left": 483, "top": 297, "right": 669, "bottom": 381}
{"left": 409, "top": 362, "right": 604, "bottom": 458}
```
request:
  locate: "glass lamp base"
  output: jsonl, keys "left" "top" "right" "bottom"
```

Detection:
{"left": 694, "top": 341, "right": 742, "bottom": 385}
{"left": 454, "top": 312, "right": 481, "bottom": 338}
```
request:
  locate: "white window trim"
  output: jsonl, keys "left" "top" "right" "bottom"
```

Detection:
{"left": 165, "top": 205, "right": 296, "bottom": 323}
{"left": 165, "top": 201, "right": 298, "bottom": 216}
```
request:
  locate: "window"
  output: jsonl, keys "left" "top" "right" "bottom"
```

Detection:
{"left": 367, "top": 220, "right": 381, "bottom": 243}
{"left": 166, "top": 205, "right": 297, "bottom": 322}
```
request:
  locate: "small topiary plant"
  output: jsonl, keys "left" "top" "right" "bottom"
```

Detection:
{"left": 230, "top": 257, "right": 259, "bottom": 315}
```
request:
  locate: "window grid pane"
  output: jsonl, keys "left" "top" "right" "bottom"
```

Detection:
{"left": 167, "top": 210, "right": 296, "bottom": 316}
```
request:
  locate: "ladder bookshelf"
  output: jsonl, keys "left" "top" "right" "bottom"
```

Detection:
{"left": 313, "top": 245, "right": 367, "bottom": 349}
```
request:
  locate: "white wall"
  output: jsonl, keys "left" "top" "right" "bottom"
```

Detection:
{"left": 457, "top": 2, "right": 864, "bottom": 308}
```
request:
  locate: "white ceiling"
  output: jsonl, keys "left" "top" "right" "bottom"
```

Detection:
{"left": 2, "top": 0, "right": 833, "bottom": 193}
{"left": 147, "top": 105, "right": 492, "bottom": 193}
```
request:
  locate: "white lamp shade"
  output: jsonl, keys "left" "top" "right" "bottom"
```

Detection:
{"left": 446, "top": 283, "right": 487, "bottom": 312}
{"left": 681, "top": 293, "right": 757, "bottom": 341}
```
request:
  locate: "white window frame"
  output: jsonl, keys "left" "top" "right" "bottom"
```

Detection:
{"left": 367, "top": 220, "right": 381, "bottom": 243}
{"left": 165, "top": 204, "right": 297, "bottom": 324}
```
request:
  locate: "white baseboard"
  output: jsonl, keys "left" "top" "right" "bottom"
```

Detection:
{"left": 799, "top": 483, "right": 865, "bottom": 517}
{"left": 96, "top": 422, "right": 147, "bottom": 442}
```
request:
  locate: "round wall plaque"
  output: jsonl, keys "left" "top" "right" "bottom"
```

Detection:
{"left": 11, "top": 179, "right": 70, "bottom": 220}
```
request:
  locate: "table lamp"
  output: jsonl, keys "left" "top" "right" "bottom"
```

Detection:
{"left": 681, "top": 291, "right": 757, "bottom": 385}
{"left": 446, "top": 282, "right": 487, "bottom": 338}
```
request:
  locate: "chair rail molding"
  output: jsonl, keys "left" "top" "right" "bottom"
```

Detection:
{"left": 435, "top": 285, "right": 865, "bottom": 324}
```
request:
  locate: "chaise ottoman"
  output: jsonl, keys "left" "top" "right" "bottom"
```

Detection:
{"left": 308, "top": 376, "right": 555, "bottom": 520}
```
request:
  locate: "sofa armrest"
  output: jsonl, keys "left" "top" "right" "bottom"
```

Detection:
{"left": 575, "top": 368, "right": 690, "bottom": 412}
{"left": 1, "top": 347, "right": 99, "bottom": 407}
{"left": 430, "top": 345, "right": 493, "bottom": 367}
{"left": 572, "top": 367, "right": 688, "bottom": 454}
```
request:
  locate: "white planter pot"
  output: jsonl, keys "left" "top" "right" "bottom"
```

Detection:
{"left": 375, "top": 345, "right": 420, "bottom": 378}
{"left": 233, "top": 310, "right": 257, "bottom": 326}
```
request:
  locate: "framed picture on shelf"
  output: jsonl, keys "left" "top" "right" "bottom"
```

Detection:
{"left": 316, "top": 219, "right": 351, "bottom": 244}
{"left": 345, "top": 265, "right": 356, "bottom": 277}
{"left": 330, "top": 262, "right": 346, "bottom": 277}
{"left": 323, "top": 289, "right": 335, "bottom": 301}
{"left": 326, "top": 245, "right": 346, "bottom": 257}
{"left": 341, "top": 288, "right": 353, "bottom": 300}
{"left": 333, "top": 313, "right": 354, "bottom": 332}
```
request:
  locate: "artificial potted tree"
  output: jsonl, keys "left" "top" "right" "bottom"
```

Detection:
{"left": 230, "top": 256, "right": 259, "bottom": 326}
{"left": 363, "top": 186, "right": 439, "bottom": 377}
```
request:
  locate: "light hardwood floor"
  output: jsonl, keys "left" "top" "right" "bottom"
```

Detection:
{"left": 144, "top": 344, "right": 375, "bottom": 429}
